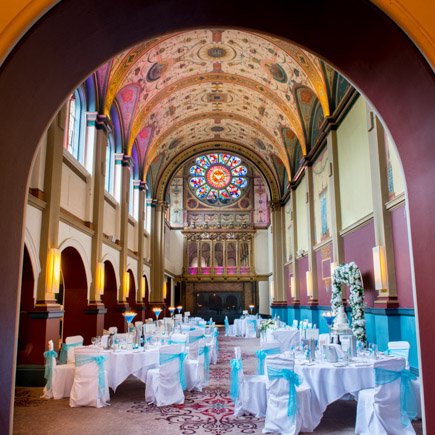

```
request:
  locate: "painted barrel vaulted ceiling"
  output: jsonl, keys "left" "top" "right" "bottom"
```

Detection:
{"left": 91, "top": 28, "right": 352, "bottom": 196}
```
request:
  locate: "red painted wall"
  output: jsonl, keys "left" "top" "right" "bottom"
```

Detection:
{"left": 342, "top": 220, "right": 376, "bottom": 307}
{"left": 296, "top": 256, "right": 309, "bottom": 304}
{"left": 391, "top": 204, "right": 414, "bottom": 308}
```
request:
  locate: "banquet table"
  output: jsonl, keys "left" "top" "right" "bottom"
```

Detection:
{"left": 293, "top": 355, "right": 404, "bottom": 429}
{"left": 103, "top": 347, "right": 159, "bottom": 392}
{"left": 234, "top": 317, "right": 259, "bottom": 337}
{"left": 263, "top": 327, "right": 299, "bottom": 350}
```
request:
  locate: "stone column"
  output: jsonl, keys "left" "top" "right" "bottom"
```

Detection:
{"left": 136, "top": 183, "right": 146, "bottom": 321}
{"left": 327, "top": 130, "right": 344, "bottom": 265}
{"left": 87, "top": 114, "right": 108, "bottom": 335}
{"left": 118, "top": 155, "right": 131, "bottom": 315}
{"left": 30, "top": 108, "right": 66, "bottom": 358}
{"left": 289, "top": 190, "right": 300, "bottom": 304}
{"left": 150, "top": 200, "right": 166, "bottom": 304}
{"left": 270, "top": 202, "right": 286, "bottom": 302}
{"left": 306, "top": 166, "right": 318, "bottom": 305}
{"left": 367, "top": 108, "right": 398, "bottom": 307}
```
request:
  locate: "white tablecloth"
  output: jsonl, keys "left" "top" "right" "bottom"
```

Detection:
{"left": 264, "top": 328, "right": 299, "bottom": 350}
{"left": 294, "top": 356, "right": 402, "bottom": 429}
{"left": 105, "top": 347, "right": 159, "bottom": 391}
{"left": 234, "top": 317, "right": 259, "bottom": 337}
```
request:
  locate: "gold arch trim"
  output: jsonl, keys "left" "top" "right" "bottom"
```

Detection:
{"left": 154, "top": 140, "right": 281, "bottom": 203}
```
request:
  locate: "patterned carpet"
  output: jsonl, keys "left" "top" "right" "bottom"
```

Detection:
{"left": 13, "top": 333, "right": 423, "bottom": 434}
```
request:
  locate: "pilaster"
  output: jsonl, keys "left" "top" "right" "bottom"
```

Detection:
{"left": 306, "top": 166, "right": 318, "bottom": 305}
{"left": 367, "top": 108, "right": 399, "bottom": 307}
{"left": 270, "top": 201, "right": 286, "bottom": 302}
{"left": 289, "top": 191, "right": 300, "bottom": 304}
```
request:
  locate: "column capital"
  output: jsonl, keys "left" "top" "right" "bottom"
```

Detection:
{"left": 270, "top": 200, "right": 282, "bottom": 212}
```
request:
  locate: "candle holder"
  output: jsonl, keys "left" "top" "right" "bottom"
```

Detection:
{"left": 123, "top": 311, "right": 137, "bottom": 332}
{"left": 176, "top": 305, "right": 183, "bottom": 314}
{"left": 249, "top": 304, "right": 255, "bottom": 315}
{"left": 169, "top": 306, "right": 175, "bottom": 317}
{"left": 153, "top": 307, "right": 162, "bottom": 320}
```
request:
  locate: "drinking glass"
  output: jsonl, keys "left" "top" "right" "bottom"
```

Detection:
{"left": 369, "top": 343, "right": 378, "bottom": 359}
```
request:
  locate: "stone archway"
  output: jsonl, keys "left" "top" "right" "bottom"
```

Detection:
{"left": 0, "top": 1, "right": 434, "bottom": 432}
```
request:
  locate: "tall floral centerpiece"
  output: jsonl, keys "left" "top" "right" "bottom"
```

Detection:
{"left": 331, "top": 261, "right": 367, "bottom": 344}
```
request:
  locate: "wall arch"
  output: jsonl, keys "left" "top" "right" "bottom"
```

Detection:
{"left": 0, "top": 1, "right": 434, "bottom": 432}
{"left": 58, "top": 237, "right": 92, "bottom": 296}
{"left": 101, "top": 252, "right": 120, "bottom": 291}
{"left": 23, "top": 228, "right": 40, "bottom": 299}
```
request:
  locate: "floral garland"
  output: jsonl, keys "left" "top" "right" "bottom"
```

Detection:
{"left": 331, "top": 261, "right": 367, "bottom": 344}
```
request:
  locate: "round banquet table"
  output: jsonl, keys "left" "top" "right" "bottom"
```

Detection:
{"left": 103, "top": 347, "right": 159, "bottom": 392}
{"left": 293, "top": 355, "right": 404, "bottom": 430}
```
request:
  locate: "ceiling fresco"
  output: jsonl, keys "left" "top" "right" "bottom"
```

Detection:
{"left": 89, "top": 28, "right": 353, "bottom": 197}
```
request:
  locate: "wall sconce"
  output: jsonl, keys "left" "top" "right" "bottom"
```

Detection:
{"left": 373, "top": 245, "right": 387, "bottom": 291}
{"left": 163, "top": 281, "right": 167, "bottom": 299}
{"left": 290, "top": 276, "right": 296, "bottom": 298}
{"left": 96, "top": 262, "right": 105, "bottom": 295}
{"left": 140, "top": 276, "right": 146, "bottom": 299}
{"left": 46, "top": 248, "right": 61, "bottom": 294}
{"left": 123, "top": 271, "right": 130, "bottom": 299}
{"left": 306, "top": 270, "right": 313, "bottom": 298}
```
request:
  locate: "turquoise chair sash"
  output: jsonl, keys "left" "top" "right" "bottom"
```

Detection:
{"left": 213, "top": 328, "right": 219, "bottom": 356}
{"left": 229, "top": 358, "right": 242, "bottom": 402}
{"left": 256, "top": 347, "right": 281, "bottom": 375}
{"left": 189, "top": 334, "right": 205, "bottom": 344}
{"left": 43, "top": 349, "right": 58, "bottom": 390}
{"left": 375, "top": 367, "right": 418, "bottom": 425}
{"left": 267, "top": 366, "right": 302, "bottom": 419}
{"left": 199, "top": 345, "right": 211, "bottom": 382}
{"left": 160, "top": 352, "right": 187, "bottom": 390}
{"left": 59, "top": 341, "right": 82, "bottom": 364}
{"left": 75, "top": 354, "right": 108, "bottom": 399}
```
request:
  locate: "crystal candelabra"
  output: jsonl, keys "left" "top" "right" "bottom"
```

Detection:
{"left": 322, "top": 311, "right": 336, "bottom": 332}
{"left": 153, "top": 307, "right": 162, "bottom": 320}
{"left": 123, "top": 311, "right": 137, "bottom": 332}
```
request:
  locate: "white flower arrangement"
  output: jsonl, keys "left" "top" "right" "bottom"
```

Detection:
{"left": 331, "top": 261, "right": 367, "bottom": 344}
{"left": 260, "top": 319, "right": 275, "bottom": 332}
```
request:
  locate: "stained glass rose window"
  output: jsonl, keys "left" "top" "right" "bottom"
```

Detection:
{"left": 189, "top": 153, "right": 248, "bottom": 205}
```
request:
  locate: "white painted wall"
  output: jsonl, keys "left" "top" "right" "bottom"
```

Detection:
{"left": 164, "top": 226, "right": 184, "bottom": 275}
{"left": 103, "top": 197, "right": 119, "bottom": 241}
{"left": 128, "top": 221, "right": 137, "bottom": 252}
{"left": 337, "top": 97, "right": 373, "bottom": 229}
{"left": 60, "top": 160, "right": 92, "bottom": 222}
{"left": 254, "top": 229, "right": 271, "bottom": 274}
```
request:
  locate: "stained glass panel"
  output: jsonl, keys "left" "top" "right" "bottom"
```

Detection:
{"left": 189, "top": 153, "right": 248, "bottom": 205}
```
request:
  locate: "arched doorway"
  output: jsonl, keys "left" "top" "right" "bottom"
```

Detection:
{"left": 0, "top": 1, "right": 434, "bottom": 432}
{"left": 60, "top": 247, "right": 90, "bottom": 344}
{"left": 101, "top": 260, "right": 123, "bottom": 331}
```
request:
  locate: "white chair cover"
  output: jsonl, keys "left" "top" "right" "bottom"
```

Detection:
{"left": 224, "top": 316, "right": 235, "bottom": 337}
{"left": 272, "top": 328, "right": 300, "bottom": 352}
{"left": 245, "top": 318, "right": 257, "bottom": 338}
{"left": 60, "top": 335, "right": 84, "bottom": 364}
{"left": 263, "top": 354, "right": 313, "bottom": 435}
{"left": 69, "top": 347, "right": 110, "bottom": 408}
{"left": 185, "top": 342, "right": 211, "bottom": 391}
{"left": 231, "top": 347, "right": 267, "bottom": 418}
{"left": 355, "top": 358, "right": 416, "bottom": 434}
{"left": 145, "top": 344, "right": 185, "bottom": 406}
{"left": 388, "top": 341, "right": 410, "bottom": 367}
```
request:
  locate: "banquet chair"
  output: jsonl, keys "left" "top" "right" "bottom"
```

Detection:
{"left": 263, "top": 354, "right": 314, "bottom": 435}
{"left": 246, "top": 318, "right": 257, "bottom": 338}
{"left": 59, "top": 335, "right": 84, "bottom": 364}
{"left": 256, "top": 342, "right": 281, "bottom": 375}
{"left": 145, "top": 344, "right": 186, "bottom": 406}
{"left": 224, "top": 316, "right": 235, "bottom": 337}
{"left": 188, "top": 328, "right": 205, "bottom": 344}
{"left": 272, "top": 328, "right": 300, "bottom": 352}
{"left": 207, "top": 328, "right": 219, "bottom": 364}
{"left": 169, "top": 333, "right": 188, "bottom": 349}
{"left": 185, "top": 342, "right": 211, "bottom": 391}
{"left": 355, "top": 358, "right": 416, "bottom": 434}
{"left": 230, "top": 346, "right": 267, "bottom": 418}
{"left": 69, "top": 347, "right": 110, "bottom": 408}
{"left": 387, "top": 341, "right": 410, "bottom": 366}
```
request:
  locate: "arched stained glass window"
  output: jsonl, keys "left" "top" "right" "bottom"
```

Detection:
{"left": 189, "top": 153, "right": 248, "bottom": 205}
